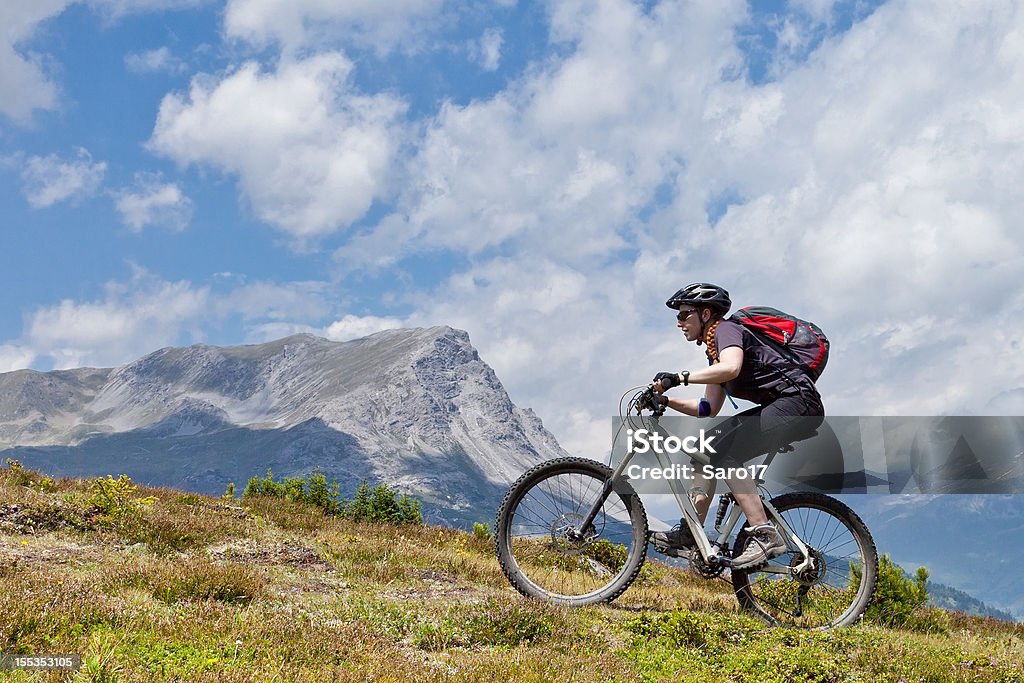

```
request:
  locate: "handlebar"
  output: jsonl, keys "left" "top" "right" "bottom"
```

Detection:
{"left": 635, "top": 385, "right": 668, "bottom": 417}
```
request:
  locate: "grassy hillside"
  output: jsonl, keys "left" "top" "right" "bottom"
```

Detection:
{"left": 1, "top": 461, "right": 1023, "bottom": 683}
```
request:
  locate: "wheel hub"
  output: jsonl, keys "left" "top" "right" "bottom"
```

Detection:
{"left": 550, "top": 513, "right": 596, "bottom": 552}
{"left": 791, "top": 546, "right": 827, "bottom": 586}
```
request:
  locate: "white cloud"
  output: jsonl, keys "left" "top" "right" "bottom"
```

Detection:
{"left": 115, "top": 176, "right": 192, "bottom": 231}
{"left": 0, "top": 345, "right": 36, "bottom": 373}
{"left": 324, "top": 314, "right": 404, "bottom": 341}
{"left": 221, "top": 281, "right": 330, "bottom": 323}
{"left": 0, "top": 1, "right": 205, "bottom": 123}
{"left": 149, "top": 54, "right": 406, "bottom": 240}
{"left": 223, "top": 0, "right": 444, "bottom": 55}
{"left": 88, "top": 0, "right": 206, "bottom": 18}
{"left": 124, "top": 46, "right": 188, "bottom": 74}
{"left": 18, "top": 270, "right": 334, "bottom": 369}
{"left": 20, "top": 147, "right": 107, "bottom": 208}
{"left": 475, "top": 28, "right": 503, "bottom": 72}
{"left": 0, "top": 1, "right": 70, "bottom": 123}
{"left": 338, "top": 0, "right": 1024, "bottom": 458}
{"left": 25, "top": 271, "right": 211, "bottom": 369}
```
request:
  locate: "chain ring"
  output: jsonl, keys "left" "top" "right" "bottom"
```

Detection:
{"left": 690, "top": 552, "right": 725, "bottom": 579}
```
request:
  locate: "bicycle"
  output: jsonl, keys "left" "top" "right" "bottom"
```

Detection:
{"left": 494, "top": 384, "right": 878, "bottom": 629}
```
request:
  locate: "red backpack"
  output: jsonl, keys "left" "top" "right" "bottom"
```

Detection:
{"left": 729, "top": 306, "right": 830, "bottom": 381}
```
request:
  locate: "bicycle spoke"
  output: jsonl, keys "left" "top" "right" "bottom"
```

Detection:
{"left": 498, "top": 460, "right": 647, "bottom": 604}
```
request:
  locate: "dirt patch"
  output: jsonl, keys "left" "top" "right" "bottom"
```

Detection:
{"left": 382, "top": 568, "right": 481, "bottom": 602}
{"left": 209, "top": 540, "right": 335, "bottom": 571}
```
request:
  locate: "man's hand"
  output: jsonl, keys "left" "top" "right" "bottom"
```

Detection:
{"left": 641, "top": 390, "right": 669, "bottom": 411}
{"left": 654, "top": 371, "right": 679, "bottom": 390}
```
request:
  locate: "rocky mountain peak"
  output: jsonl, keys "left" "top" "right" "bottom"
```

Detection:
{"left": 0, "top": 327, "right": 564, "bottom": 525}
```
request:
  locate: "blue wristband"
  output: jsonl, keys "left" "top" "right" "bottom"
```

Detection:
{"left": 697, "top": 398, "right": 711, "bottom": 417}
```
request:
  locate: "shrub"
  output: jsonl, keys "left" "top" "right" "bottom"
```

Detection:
{"left": 88, "top": 475, "right": 156, "bottom": 532}
{"left": 472, "top": 521, "right": 491, "bottom": 541}
{"left": 853, "top": 554, "right": 930, "bottom": 629}
{"left": 243, "top": 469, "right": 286, "bottom": 499}
{"left": 3, "top": 458, "right": 49, "bottom": 489}
{"left": 242, "top": 471, "right": 422, "bottom": 524}
{"left": 341, "top": 480, "right": 422, "bottom": 525}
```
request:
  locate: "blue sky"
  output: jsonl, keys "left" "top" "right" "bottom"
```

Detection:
{"left": 3, "top": 0, "right": 1023, "bottom": 457}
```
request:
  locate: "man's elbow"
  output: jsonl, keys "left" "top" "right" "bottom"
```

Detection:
{"left": 721, "top": 364, "right": 742, "bottom": 382}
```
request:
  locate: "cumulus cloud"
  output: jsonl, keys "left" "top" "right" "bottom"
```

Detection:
{"left": 0, "top": 1, "right": 69, "bottom": 122}
{"left": 0, "top": 345, "right": 36, "bottom": 373}
{"left": 25, "top": 270, "right": 211, "bottom": 369}
{"left": 20, "top": 147, "right": 107, "bottom": 208}
{"left": 19, "top": 270, "right": 334, "bottom": 369}
{"left": 0, "top": 1, "right": 206, "bottom": 123}
{"left": 149, "top": 54, "right": 406, "bottom": 240}
{"left": 338, "top": 0, "right": 1024, "bottom": 457}
{"left": 223, "top": 0, "right": 444, "bottom": 55}
{"left": 114, "top": 175, "right": 192, "bottom": 231}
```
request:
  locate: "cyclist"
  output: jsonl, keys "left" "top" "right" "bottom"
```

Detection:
{"left": 650, "top": 282, "right": 824, "bottom": 568}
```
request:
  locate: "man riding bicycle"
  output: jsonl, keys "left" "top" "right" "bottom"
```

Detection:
{"left": 650, "top": 282, "right": 825, "bottom": 568}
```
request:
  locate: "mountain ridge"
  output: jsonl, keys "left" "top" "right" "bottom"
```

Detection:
{"left": 0, "top": 327, "right": 563, "bottom": 525}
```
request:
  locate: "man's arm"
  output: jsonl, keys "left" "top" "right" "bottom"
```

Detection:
{"left": 661, "top": 345, "right": 740, "bottom": 416}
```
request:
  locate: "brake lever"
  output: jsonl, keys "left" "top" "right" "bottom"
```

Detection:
{"left": 637, "top": 386, "right": 667, "bottom": 417}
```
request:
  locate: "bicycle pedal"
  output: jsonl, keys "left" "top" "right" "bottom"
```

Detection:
{"left": 653, "top": 544, "right": 698, "bottom": 561}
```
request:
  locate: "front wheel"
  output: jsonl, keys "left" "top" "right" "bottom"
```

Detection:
{"left": 731, "top": 492, "right": 878, "bottom": 629}
{"left": 495, "top": 457, "right": 648, "bottom": 606}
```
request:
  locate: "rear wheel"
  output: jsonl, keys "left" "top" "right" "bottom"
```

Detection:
{"left": 731, "top": 492, "right": 877, "bottom": 628}
{"left": 495, "top": 457, "right": 648, "bottom": 606}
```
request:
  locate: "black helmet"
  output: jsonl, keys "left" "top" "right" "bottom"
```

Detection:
{"left": 665, "top": 282, "right": 731, "bottom": 314}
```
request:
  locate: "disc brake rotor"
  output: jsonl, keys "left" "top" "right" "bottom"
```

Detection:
{"left": 550, "top": 513, "right": 597, "bottom": 553}
{"left": 791, "top": 546, "right": 827, "bottom": 586}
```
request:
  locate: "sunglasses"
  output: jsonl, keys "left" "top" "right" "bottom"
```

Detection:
{"left": 676, "top": 308, "right": 698, "bottom": 322}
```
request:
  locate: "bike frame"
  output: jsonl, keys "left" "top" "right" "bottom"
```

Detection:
{"left": 579, "top": 414, "right": 814, "bottom": 573}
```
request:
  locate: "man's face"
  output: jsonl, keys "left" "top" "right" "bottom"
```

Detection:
{"left": 676, "top": 306, "right": 702, "bottom": 342}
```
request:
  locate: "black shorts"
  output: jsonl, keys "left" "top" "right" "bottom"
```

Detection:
{"left": 708, "top": 394, "right": 825, "bottom": 469}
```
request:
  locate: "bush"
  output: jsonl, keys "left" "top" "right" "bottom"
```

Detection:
{"left": 242, "top": 471, "right": 422, "bottom": 524}
{"left": 341, "top": 480, "right": 422, "bottom": 525}
{"left": 88, "top": 475, "right": 156, "bottom": 531}
{"left": 472, "top": 521, "right": 491, "bottom": 541}
{"left": 854, "top": 554, "right": 930, "bottom": 629}
{"left": 243, "top": 469, "right": 342, "bottom": 514}
{"left": 2, "top": 459, "right": 55, "bottom": 491}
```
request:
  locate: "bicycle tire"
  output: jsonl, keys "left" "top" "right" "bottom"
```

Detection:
{"left": 495, "top": 457, "right": 648, "bottom": 606}
{"left": 731, "top": 492, "right": 877, "bottom": 629}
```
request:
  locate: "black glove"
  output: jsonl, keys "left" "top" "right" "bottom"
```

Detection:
{"left": 654, "top": 371, "right": 679, "bottom": 390}
{"left": 640, "top": 390, "right": 669, "bottom": 412}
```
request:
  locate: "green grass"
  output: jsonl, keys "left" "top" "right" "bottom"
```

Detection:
{"left": 2, "top": 461, "right": 1023, "bottom": 682}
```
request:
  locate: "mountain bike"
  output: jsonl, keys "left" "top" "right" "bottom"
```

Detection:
{"left": 494, "top": 384, "right": 878, "bottom": 629}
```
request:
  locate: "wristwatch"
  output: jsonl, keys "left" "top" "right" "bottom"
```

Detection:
{"left": 680, "top": 370, "right": 690, "bottom": 386}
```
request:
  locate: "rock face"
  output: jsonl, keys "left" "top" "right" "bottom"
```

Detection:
{"left": 0, "top": 327, "right": 565, "bottom": 525}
